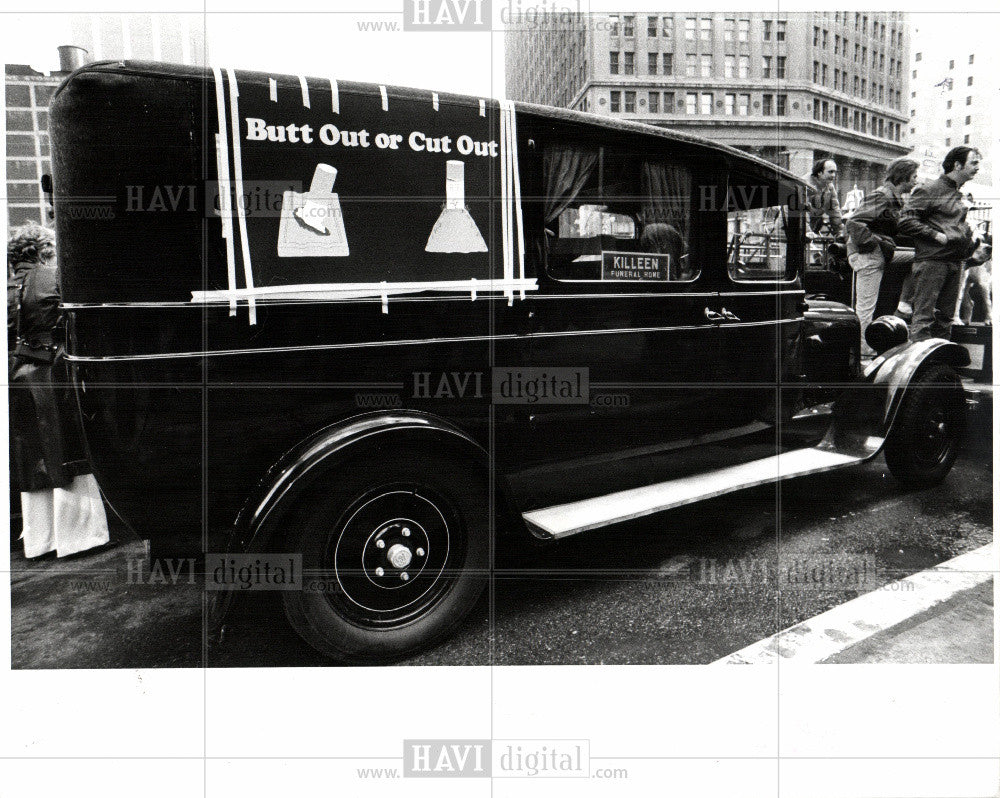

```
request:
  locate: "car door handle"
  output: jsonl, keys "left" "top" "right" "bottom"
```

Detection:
{"left": 720, "top": 308, "right": 741, "bottom": 321}
{"left": 704, "top": 307, "right": 724, "bottom": 322}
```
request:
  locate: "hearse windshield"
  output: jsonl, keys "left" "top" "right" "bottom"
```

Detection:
{"left": 726, "top": 172, "right": 803, "bottom": 282}
{"left": 542, "top": 144, "right": 697, "bottom": 283}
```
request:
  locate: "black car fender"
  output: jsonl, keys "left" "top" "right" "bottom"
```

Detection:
{"left": 231, "top": 410, "right": 494, "bottom": 555}
{"left": 864, "top": 338, "right": 970, "bottom": 436}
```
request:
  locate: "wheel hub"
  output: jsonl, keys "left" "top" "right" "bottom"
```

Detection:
{"left": 387, "top": 543, "right": 413, "bottom": 569}
{"left": 360, "top": 518, "right": 431, "bottom": 589}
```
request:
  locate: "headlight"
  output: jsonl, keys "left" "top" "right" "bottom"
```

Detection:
{"left": 865, "top": 315, "right": 909, "bottom": 354}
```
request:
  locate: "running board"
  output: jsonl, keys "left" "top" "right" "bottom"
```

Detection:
{"left": 522, "top": 446, "right": 872, "bottom": 540}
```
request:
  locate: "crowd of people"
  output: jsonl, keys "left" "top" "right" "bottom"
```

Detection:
{"left": 806, "top": 146, "right": 991, "bottom": 357}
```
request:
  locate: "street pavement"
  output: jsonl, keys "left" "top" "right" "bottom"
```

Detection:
{"left": 8, "top": 437, "right": 993, "bottom": 668}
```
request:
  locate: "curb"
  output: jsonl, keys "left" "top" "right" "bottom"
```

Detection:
{"left": 712, "top": 544, "right": 996, "bottom": 665}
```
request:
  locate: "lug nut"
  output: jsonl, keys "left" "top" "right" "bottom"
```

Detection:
{"left": 376, "top": 539, "right": 386, "bottom": 549}
{"left": 401, "top": 572, "right": 409, "bottom": 581}
{"left": 375, "top": 567, "right": 385, "bottom": 577}
{"left": 416, "top": 547, "right": 425, "bottom": 557}
{"left": 402, "top": 527, "right": 411, "bottom": 537}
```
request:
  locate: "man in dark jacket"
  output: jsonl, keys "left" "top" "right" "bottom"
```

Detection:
{"left": 846, "top": 158, "right": 918, "bottom": 354}
{"left": 897, "top": 146, "right": 982, "bottom": 341}
{"left": 805, "top": 158, "right": 844, "bottom": 235}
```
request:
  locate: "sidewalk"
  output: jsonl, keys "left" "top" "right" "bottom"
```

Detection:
{"left": 825, "top": 580, "right": 994, "bottom": 663}
{"left": 714, "top": 544, "right": 995, "bottom": 665}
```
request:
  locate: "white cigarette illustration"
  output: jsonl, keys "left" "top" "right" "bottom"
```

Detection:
{"left": 425, "top": 160, "right": 488, "bottom": 253}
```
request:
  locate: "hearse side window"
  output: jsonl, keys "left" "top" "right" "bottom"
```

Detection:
{"left": 726, "top": 176, "right": 801, "bottom": 282}
{"left": 542, "top": 144, "right": 697, "bottom": 283}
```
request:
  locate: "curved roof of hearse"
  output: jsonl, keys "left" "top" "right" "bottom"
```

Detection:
{"left": 55, "top": 60, "right": 804, "bottom": 187}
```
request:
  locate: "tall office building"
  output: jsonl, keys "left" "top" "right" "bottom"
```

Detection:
{"left": 506, "top": 11, "right": 910, "bottom": 194}
{"left": 6, "top": 14, "right": 206, "bottom": 228}
{"left": 908, "top": 18, "right": 993, "bottom": 188}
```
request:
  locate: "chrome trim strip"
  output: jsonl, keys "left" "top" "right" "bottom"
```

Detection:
{"left": 64, "top": 322, "right": 722, "bottom": 363}
{"left": 62, "top": 289, "right": 806, "bottom": 310}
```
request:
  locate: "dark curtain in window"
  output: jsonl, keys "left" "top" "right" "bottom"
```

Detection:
{"left": 543, "top": 146, "right": 599, "bottom": 224}
{"left": 640, "top": 161, "right": 691, "bottom": 240}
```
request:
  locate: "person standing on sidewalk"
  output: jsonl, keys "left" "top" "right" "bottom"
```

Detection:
{"left": 845, "top": 158, "right": 919, "bottom": 355}
{"left": 897, "top": 147, "right": 982, "bottom": 341}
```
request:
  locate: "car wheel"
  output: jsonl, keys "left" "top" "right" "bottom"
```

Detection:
{"left": 281, "top": 446, "right": 489, "bottom": 663}
{"left": 884, "top": 363, "right": 966, "bottom": 488}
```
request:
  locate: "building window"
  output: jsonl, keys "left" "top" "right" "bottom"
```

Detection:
{"left": 700, "top": 18, "right": 712, "bottom": 41}
{"left": 968, "top": 76, "right": 974, "bottom": 86}
{"left": 608, "top": 15, "right": 619, "bottom": 36}
{"left": 663, "top": 53, "right": 673, "bottom": 75}
{"left": 822, "top": 100, "right": 829, "bottom": 122}
{"left": 856, "top": 44, "right": 861, "bottom": 62}
{"left": 725, "top": 55, "right": 736, "bottom": 79}
{"left": 624, "top": 52, "right": 634, "bottom": 75}
{"left": 725, "top": 19, "right": 736, "bottom": 42}
{"left": 700, "top": 55, "right": 713, "bottom": 77}
{"left": 949, "top": 59, "right": 954, "bottom": 69}
{"left": 776, "top": 20, "right": 786, "bottom": 41}
{"left": 762, "top": 94, "right": 773, "bottom": 115}
{"left": 776, "top": 94, "right": 787, "bottom": 115}
{"left": 969, "top": 53, "right": 975, "bottom": 64}
{"left": 686, "top": 54, "right": 697, "bottom": 77}
{"left": 910, "top": 109, "right": 915, "bottom": 117}
{"left": 762, "top": 56, "right": 772, "bottom": 78}
{"left": 739, "top": 55, "right": 750, "bottom": 79}
{"left": 947, "top": 100, "right": 952, "bottom": 109}
{"left": 822, "top": 63, "right": 828, "bottom": 85}
{"left": 813, "top": 26, "right": 820, "bottom": 47}
{"left": 685, "top": 18, "right": 696, "bottom": 41}
{"left": 686, "top": 92, "right": 698, "bottom": 114}
{"left": 649, "top": 92, "right": 659, "bottom": 113}
{"left": 664, "top": 91, "right": 675, "bottom": 111}
{"left": 964, "top": 135, "right": 970, "bottom": 144}
{"left": 610, "top": 91, "right": 620, "bottom": 112}
{"left": 814, "top": 102, "right": 821, "bottom": 121}
{"left": 623, "top": 15, "right": 634, "bottom": 37}
{"left": 834, "top": 68, "right": 840, "bottom": 90}
{"left": 738, "top": 19, "right": 749, "bottom": 42}
{"left": 946, "top": 119, "right": 952, "bottom": 127}
{"left": 912, "top": 69, "right": 917, "bottom": 79}
{"left": 610, "top": 51, "right": 619, "bottom": 74}
{"left": 662, "top": 17, "right": 673, "bottom": 38}
{"left": 946, "top": 137, "right": 951, "bottom": 146}
{"left": 624, "top": 91, "right": 636, "bottom": 112}
{"left": 966, "top": 95, "right": 972, "bottom": 105}
{"left": 725, "top": 93, "right": 736, "bottom": 115}
{"left": 763, "top": 20, "right": 772, "bottom": 40}
{"left": 648, "top": 53, "right": 658, "bottom": 74}
{"left": 737, "top": 93, "right": 749, "bottom": 115}
{"left": 701, "top": 92, "right": 713, "bottom": 114}
{"left": 823, "top": 29, "right": 828, "bottom": 48}
{"left": 965, "top": 115, "right": 971, "bottom": 125}
{"left": 835, "top": 35, "right": 841, "bottom": 55}
{"left": 813, "top": 61, "right": 820, "bottom": 82}
{"left": 915, "top": 51, "right": 922, "bottom": 62}
{"left": 648, "top": 16, "right": 658, "bottom": 37}
{"left": 855, "top": 76, "right": 861, "bottom": 94}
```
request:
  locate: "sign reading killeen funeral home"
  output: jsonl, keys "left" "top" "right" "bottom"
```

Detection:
{"left": 601, "top": 251, "right": 669, "bottom": 281}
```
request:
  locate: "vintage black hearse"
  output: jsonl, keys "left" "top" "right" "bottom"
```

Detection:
{"left": 49, "top": 61, "right": 968, "bottom": 662}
